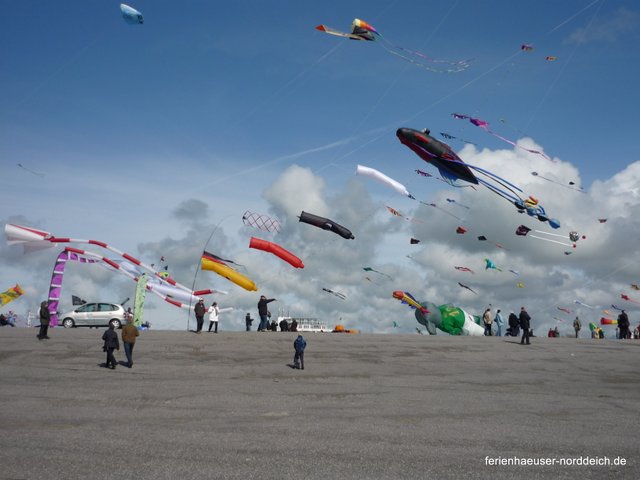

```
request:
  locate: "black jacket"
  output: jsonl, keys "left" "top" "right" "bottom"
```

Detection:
{"left": 102, "top": 328, "right": 120, "bottom": 350}
{"left": 519, "top": 310, "right": 531, "bottom": 330}
{"left": 194, "top": 302, "right": 206, "bottom": 317}
{"left": 508, "top": 313, "right": 518, "bottom": 328}
{"left": 257, "top": 298, "right": 275, "bottom": 316}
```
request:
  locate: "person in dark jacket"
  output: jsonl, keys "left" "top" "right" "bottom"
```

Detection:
{"left": 102, "top": 324, "right": 120, "bottom": 369}
{"left": 507, "top": 312, "right": 519, "bottom": 337}
{"left": 618, "top": 310, "right": 630, "bottom": 339}
{"left": 37, "top": 300, "right": 51, "bottom": 340}
{"left": 519, "top": 307, "right": 531, "bottom": 345}
{"left": 293, "top": 335, "right": 306, "bottom": 370}
{"left": 257, "top": 295, "right": 276, "bottom": 332}
{"left": 194, "top": 299, "right": 206, "bottom": 334}
{"left": 245, "top": 313, "right": 253, "bottom": 331}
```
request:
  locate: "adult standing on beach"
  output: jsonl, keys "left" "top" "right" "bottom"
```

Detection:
{"left": 121, "top": 316, "right": 139, "bottom": 368}
{"left": 508, "top": 311, "right": 519, "bottom": 337}
{"left": 245, "top": 313, "right": 253, "bottom": 331}
{"left": 519, "top": 307, "right": 531, "bottom": 345}
{"left": 494, "top": 309, "right": 504, "bottom": 337}
{"left": 37, "top": 301, "right": 50, "bottom": 340}
{"left": 207, "top": 301, "right": 219, "bottom": 333}
{"left": 257, "top": 295, "right": 276, "bottom": 332}
{"left": 102, "top": 324, "right": 120, "bottom": 369}
{"left": 194, "top": 299, "right": 206, "bottom": 334}
{"left": 293, "top": 334, "right": 306, "bottom": 370}
{"left": 483, "top": 307, "right": 493, "bottom": 336}
{"left": 617, "top": 310, "right": 630, "bottom": 339}
{"left": 573, "top": 316, "right": 581, "bottom": 338}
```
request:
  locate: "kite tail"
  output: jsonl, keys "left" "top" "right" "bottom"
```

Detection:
{"left": 529, "top": 235, "right": 574, "bottom": 247}
{"left": 376, "top": 39, "right": 470, "bottom": 74}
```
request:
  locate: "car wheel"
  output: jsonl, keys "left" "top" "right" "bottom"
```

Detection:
{"left": 62, "top": 318, "right": 75, "bottom": 328}
{"left": 109, "top": 319, "right": 121, "bottom": 329}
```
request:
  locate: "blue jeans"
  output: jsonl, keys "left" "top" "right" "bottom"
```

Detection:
{"left": 496, "top": 325, "right": 502, "bottom": 336}
{"left": 124, "top": 342, "right": 134, "bottom": 367}
{"left": 258, "top": 314, "right": 268, "bottom": 331}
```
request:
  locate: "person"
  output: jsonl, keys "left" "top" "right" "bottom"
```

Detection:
{"left": 548, "top": 328, "right": 555, "bottom": 338}
{"left": 290, "top": 319, "right": 298, "bottom": 332}
{"left": 194, "top": 299, "right": 206, "bottom": 334}
{"left": 293, "top": 334, "right": 306, "bottom": 370}
{"left": 257, "top": 295, "right": 276, "bottom": 332}
{"left": 270, "top": 319, "right": 277, "bottom": 331}
{"left": 279, "top": 318, "right": 289, "bottom": 332}
{"left": 482, "top": 307, "right": 493, "bottom": 336}
{"left": 553, "top": 326, "right": 560, "bottom": 338}
{"left": 519, "top": 307, "right": 531, "bottom": 345}
{"left": 37, "top": 300, "right": 51, "bottom": 340}
{"left": 207, "top": 302, "right": 220, "bottom": 333}
{"left": 125, "top": 307, "right": 133, "bottom": 323}
{"left": 121, "top": 315, "right": 139, "bottom": 368}
{"left": 618, "top": 310, "right": 630, "bottom": 340}
{"left": 27, "top": 310, "right": 33, "bottom": 328}
{"left": 508, "top": 311, "right": 519, "bottom": 337}
{"left": 494, "top": 309, "right": 504, "bottom": 336}
{"left": 102, "top": 324, "right": 120, "bottom": 369}
{"left": 573, "top": 316, "right": 581, "bottom": 338}
{"left": 0, "top": 314, "right": 6, "bottom": 326}
{"left": 245, "top": 313, "right": 253, "bottom": 331}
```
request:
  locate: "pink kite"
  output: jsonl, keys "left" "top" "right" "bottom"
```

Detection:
{"left": 454, "top": 266, "right": 475, "bottom": 274}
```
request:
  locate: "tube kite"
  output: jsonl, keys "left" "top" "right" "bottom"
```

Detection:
{"left": 356, "top": 164, "right": 415, "bottom": 199}
{"left": 298, "top": 211, "right": 354, "bottom": 240}
{"left": 120, "top": 4, "right": 143, "bottom": 24}
{"left": 249, "top": 237, "right": 304, "bottom": 269}
{"left": 242, "top": 210, "right": 281, "bottom": 233}
{"left": 201, "top": 251, "right": 257, "bottom": 292}
{"left": 392, "top": 291, "right": 429, "bottom": 315}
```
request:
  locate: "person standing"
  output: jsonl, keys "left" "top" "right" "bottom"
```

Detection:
{"left": 482, "top": 307, "right": 493, "bottom": 336}
{"left": 102, "top": 324, "right": 120, "bottom": 369}
{"left": 207, "top": 302, "right": 220, "bottom": 333}
{"left": 121, "top": 316, "right": 139, "bottom": 368}
{"left": 508, "top": 311, "right": 519, "bottom": 337}
{"left": 194, "top": 299, "right": 206, "bottom": 334}
{"left": 618, "top": 310, "right": 630, "bottom": 340}
{"left": 494, "top": 309, "right": 504, "bottom": 337}
{"left": 245, "top": 313, "right": 253, "bottom": 331}
{"left": 573, "top": 316, "right": 581, "bottom": 338}
{"left": 519, "top": 307, "right": 531, "bottom": 345}
{"left": 257, "top": 295, "right": 276, "bottom": 332}
{"left": 37, "top": 300, "right": 50, "bottom": 340}
{"left": 293, "top": 334, "right": 306, "bottom": 370}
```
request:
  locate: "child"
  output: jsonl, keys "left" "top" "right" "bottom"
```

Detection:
{"left": 293, "top": 335, "right": 306, "bottom": 370}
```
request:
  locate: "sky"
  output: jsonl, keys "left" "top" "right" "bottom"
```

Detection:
{"left": 2, "top": 0, "right": 640, "bottom": 334}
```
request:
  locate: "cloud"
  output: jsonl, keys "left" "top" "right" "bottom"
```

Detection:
{"left": 566, "top": 7, "right": 640, "bottom": 45}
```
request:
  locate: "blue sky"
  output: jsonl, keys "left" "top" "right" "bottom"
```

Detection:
{"left": 2, "top": 1, "right": 640, "bottom": 332}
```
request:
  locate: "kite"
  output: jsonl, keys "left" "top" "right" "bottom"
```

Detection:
{"left": 516, "top": 283, "right": 525, "bottom": 288}
{"left": 414, "top": 169, "right": 433, "bottom": 178}
{"left": 439, "top": 132, "right": 477, "bottom": 145}
{"left": 410, "top": 237, "right": 421, "bottom": 244}
{"left": 393, "top": 321, "right": 399, "bottom": 328}
{"left": 611, "top": 304, "right": 624, "bottom": 312}
{"left": 363, "top": 267, "right": 392, "bottom": 280}
{"left": 557, "top": 307, "right": 572, "bottom": 314}
{"left": 120, "top": 3, "right": 143, "bottom": 24}
{"left": 397, "top": 128, "right": 560, "bottom": 228}
{"left": 451, "top": 113, "right": 553, "bottom": 161}
{"left": 515, "top": 224, "right": 578, "bottom": 248}
{"left": 17, "top": 163, "right": 44, "bottom": 177}
{"left": 477, "top": 236, "right": 487, "bottom": 241}
{"left": 249, "top": 237, "right": 304, "bottom": 269}
{"left": 415, "top": 168, "right": 475, "bottom": 189}
{"left": 315, "top": 18, "right": 470, "bottom": 74}
{"left": 631, "top": 284, "right": 640, "bottom": 291}
{"left": 0, "top": 284, "right": 24, "bottom": 307}
{"left": 602, "top": 309, "right": 613, "bottom": 316}
{"left": 322, "top": 288, "right": 346, "bottom": 300}
{"left": 521, "top": 43, "right": 534, "bottom": 51}
{"left": 620, "top": 294, "right": 640, "bottom": 305}
{"left": 545, "top": 56, "right": 558, "bottom": 61}
{"left": 412, "top": 299, "right": 485, "bottom": 336}
{"left": 386, "top": 206, "right": 424, "bottom": 224}
{"left": 531, "top": 171, "right": 585, "bottom": 193}
{"left": 445, "top": 198, "right": 470, "bottom": 209}
{"left": 419, "top": 201, "right": 462, "bottom": 221}
{"left": 600, "top": 317, "right": 617, "bottom": 325}
{"left": 575, "top": 300, "right": 597, "bottom": 309}
{"left": 416, "top": 327, "right": 423, "bottom": 335}
{"left": 509, "top": 269, "right": 520, "bottom": 276}
{"left": 564, "top": 251, "right": 572, "bottom": 255}
{"left": 484, "top": 259, "right": 502, "bottom": 272}
{"left": 201, "top": 251, "right": 257, "bottom": 292}
{"left": 455, "top": 266, "right": 475, "bottom": 274}
{"left": 392, "top": 291, "right": 429, "bottom": 315}
{"left": 298, "top": 211, "right": 354, "bottom": 239}
{"left": 456, "top": 226, "right": 467, "bottom": 234}
{"left": 458, "top": 282, "right": 478, "bottom": 294}
{"left": 598, "top": 219, "right": 608, "bottom": 223}
{"left": 356, "top": 164, "right": 415, "bottom": 199}
{"left": 242, "top": 210, "right": 281, "bottom": 233}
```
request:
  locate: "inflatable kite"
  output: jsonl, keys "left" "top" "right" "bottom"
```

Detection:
{"left": 0, "top": 284, "right": 24, "bottom": 307}
{"left": 201, "top": 251, "right": 257, "bottom": 292}
{"left": 600, "top": 317, "right": 617, "bottom": 325}
{"left": 249, "top": 237, "right": 304, "bottom": 269}
{"left": 298, "top": 211, "right": 354, "bottom": 239}
{"left": 356, "top": 164, "right": 415, "bottom": 199}
{"left": 392, "top": 291, "right": 429, "bottom": 315}
{"left": 242, "top": 210, "right": 281, "bottom": 233}
{"left": 396, "top": 128, "right": 560, "bottom": 228}
{"left": 315, "top": 18, "right": 470, "bottom": 74}
{"left": 409, "top": 298, "right": 484, "bottom": 336}
{"left": 120, "top": 4, "right": 143, "bottom": 24}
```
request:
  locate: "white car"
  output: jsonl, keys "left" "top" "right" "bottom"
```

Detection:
{"left": 60, "top": 303, "right": 125, "bottom": 329}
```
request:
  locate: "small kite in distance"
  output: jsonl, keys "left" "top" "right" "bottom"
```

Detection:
{"left": 557, "top": 307, "right": 572, "bottom": 314}
{"left": 484, "top": 259, "right": 502, "bottom": 271}
{"left": 363, "top": 267, "right": 392, "bottom": 280}
{"left": 410, "top": 238, "right": 421, "bottom": 244}
{"left": 621, "top": 294, "right": 640, "bottom": 305}
{"left": 17, "top": 163, "right": 45, "bottom": 177}
{"left": 120, "top": 3, "right": 143, "bottom": 24}
{"left": 322, "top": 288, "right": 346, "bottom": 300}
{"left": 598, "top": 219, "right": 608, "bottom": 223}
{"left": 455, "top": 266, "right": 475, "bottom": 274}
{"left": 458, "top": 282, "right": 478, "bottom": 295}
{"left": 631, "top": 284, "right": 640, "bottom": 291}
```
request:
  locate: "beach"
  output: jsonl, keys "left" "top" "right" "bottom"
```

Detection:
{"left": 0, "top": 329, "right": 638, "bottom": 479}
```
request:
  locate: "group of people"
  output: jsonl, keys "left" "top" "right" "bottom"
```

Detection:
{"left": 482, "top": 306, "right": 532, "bottom": 344}
{"left": 101, "top": 315, "right": 139, "bottom": 369}
{"left": 0, "top": 311, "right": 17, "bottom": 327}
{"left": 193, "top": 299, "right": 221, "bottom": 334}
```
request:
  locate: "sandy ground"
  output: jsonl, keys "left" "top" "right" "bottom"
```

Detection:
{"left": 0, "top": 328, "right": 638, "bottom": 480}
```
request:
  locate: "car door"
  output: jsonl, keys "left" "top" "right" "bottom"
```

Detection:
{"left": 96, "top": 303, "right": 114, "bottom": 326}
{"left": 73, "top": 303, "right": 94, "bottom": 326}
